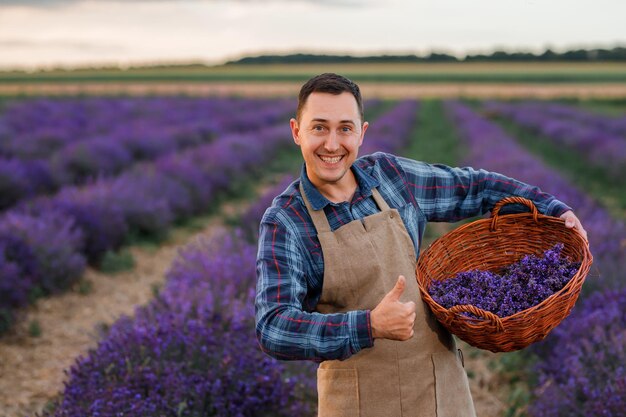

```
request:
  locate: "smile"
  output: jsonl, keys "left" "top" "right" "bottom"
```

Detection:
{"left": 319, "top": 155, "right": 344, "bottom": 164}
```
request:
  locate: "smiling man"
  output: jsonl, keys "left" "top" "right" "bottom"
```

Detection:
{"left": 255, "top": 73, "right": 586, "bottom": 417}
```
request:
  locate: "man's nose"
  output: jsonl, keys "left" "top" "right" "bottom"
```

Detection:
{"left": 323, "top": 131, "right": 340, "bottom": 152}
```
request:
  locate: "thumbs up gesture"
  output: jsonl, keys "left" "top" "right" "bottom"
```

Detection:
{"left": 370, "top": 275, "right": 417, "bottom": 341}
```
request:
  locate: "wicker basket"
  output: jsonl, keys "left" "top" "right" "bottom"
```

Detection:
{"left": 416, "top": 196, "right": 593, "bottom": 353}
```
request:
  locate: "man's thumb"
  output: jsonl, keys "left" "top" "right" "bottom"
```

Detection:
{"left": 387, "top": 275, "right": 406, "bottom": 301}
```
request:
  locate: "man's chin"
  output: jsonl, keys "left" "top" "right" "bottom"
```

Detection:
{"left": 315, "top": 171, "right": 345, "bottom": 185}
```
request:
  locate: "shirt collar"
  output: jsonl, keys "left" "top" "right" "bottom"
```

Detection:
{"left": 299, "top": 161, "right": 380, "bottom": 211}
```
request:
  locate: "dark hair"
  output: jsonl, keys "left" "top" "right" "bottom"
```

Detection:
{"left": 296, "top": 73, "right": 364, "bottom": 123}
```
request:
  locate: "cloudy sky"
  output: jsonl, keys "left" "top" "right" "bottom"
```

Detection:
{"left": 0, "top": 0, "right": 624, "bottom": 70}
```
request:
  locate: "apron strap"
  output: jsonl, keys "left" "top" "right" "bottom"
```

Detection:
{"left": 299, "top": 183, "right": 392, "bottom": 233}
{"left": 299, "top": 182, "right": 332, "bottom": 233}
{"left": 371, "top": 188, "right": 391, "bottom": 211}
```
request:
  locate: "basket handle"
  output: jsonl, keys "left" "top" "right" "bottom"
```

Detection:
{"left": 490, "top": 196, "right": 538, "bottom": 232}
{"left": 449, "top": 304, "right": 505, "bottom": 332}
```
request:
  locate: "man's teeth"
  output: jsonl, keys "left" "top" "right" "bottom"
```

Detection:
{"left": 320, "top": 156, "right": 342, "bottom": 163}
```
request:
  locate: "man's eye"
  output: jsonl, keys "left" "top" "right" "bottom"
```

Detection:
{"left": 314, "top": 125, "right": 325, "bottom": 131}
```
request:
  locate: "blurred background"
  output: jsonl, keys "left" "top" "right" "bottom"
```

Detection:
{"left": 0, "top": 1, "right": 625, "bottom": 417}
{"left": 2, "top": 0, "right": 626, "bottom": 98}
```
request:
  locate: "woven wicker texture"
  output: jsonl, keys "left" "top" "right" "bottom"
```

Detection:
{"left": 416, "top": 196, "right": 593, "bottom": 353}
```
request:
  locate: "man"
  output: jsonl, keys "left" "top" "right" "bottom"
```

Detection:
{"left": 255, "top": 73, "right": 586, "bottom": 417}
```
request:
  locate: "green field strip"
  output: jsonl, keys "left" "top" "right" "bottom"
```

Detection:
{"left": 402, "top": 99, "right": 464, "bottom": 166}
{"left": 2, "top": 62, "right": 626, "bottom": 84}
{"left": 399, "top": 99, "right": 466, "bottom": 242}
{"left": 570, "top": 99, "right": 626, "bottom": 116}
{"left": 542, "top": 97, "right": 626, "bottom": 116}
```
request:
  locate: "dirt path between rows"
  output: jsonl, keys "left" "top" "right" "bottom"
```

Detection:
{"left": 0, "top": 194, "right": 510, "bottom": 417}
{"left": 2, "top": 81, "right": 626, "bottom": 99}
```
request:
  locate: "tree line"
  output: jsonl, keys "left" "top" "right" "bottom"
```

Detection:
{"left": 227, "top": 47, "right": 626, "bottom": 64}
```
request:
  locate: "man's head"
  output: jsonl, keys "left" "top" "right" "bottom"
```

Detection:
{"left": 296, "top": 73, "right": 364, "bottom": 124}
{"left": 290, "top": 73, "right": 368, "bottom": 193}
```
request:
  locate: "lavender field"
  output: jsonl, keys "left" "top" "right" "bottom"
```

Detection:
{"left": 0, "top": 95, "right": 624, "bottom": 416}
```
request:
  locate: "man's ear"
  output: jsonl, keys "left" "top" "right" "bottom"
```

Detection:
{"left": 290, "top": 118, "right": 301, "bottom": 145}
{"left": 359, "top": 121, "right": 369, "bottom": 147}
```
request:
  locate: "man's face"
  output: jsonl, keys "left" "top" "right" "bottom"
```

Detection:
{"left": 290, "top": 91, "right": 368, "bottom": 190}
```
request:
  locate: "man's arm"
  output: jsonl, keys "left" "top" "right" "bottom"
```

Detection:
{"left": 396, "top": 156, "right": 573, "bottom": 221}
{"left": 255, "top": 216, "right": 373, "bottom": 362}
{"left": 396, "top": 156, "right": 587, "bottom": 240}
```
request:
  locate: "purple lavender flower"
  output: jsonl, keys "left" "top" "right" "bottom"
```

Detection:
{"left": 51, "top": 137, "right": 133, "bottom": 184}
{"left": 0, "top": 210, "right": 85, "bottom": 295}
{"left": 529, "top": 288, "right": 626, "bottom": 417}
{"left": 44, "top": 188, "right": 129, "bottom": 262}
{"left": 0, "top": 235, "right": 35, "bottom": 333}
{"left": 154, "top": 155, "right": 215, "bottom": 213}
{"left": 0, "top": 158, "right": 54, "bottom": 210}
{"left": 430, "top": 244, "right": 580, "bottom": 318}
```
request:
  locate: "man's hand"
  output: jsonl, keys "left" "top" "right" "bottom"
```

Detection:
{"left": 560, "top": 210, "right": 588, "bottom": 241}
{"left": 370, "top": 275, "right": 416, "bottom": 341}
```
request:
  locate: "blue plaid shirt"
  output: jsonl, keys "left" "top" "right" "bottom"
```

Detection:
{"left": 255, "top": 152, "right": 571, "bottom": 362}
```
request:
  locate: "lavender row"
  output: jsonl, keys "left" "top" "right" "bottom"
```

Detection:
{"left": 0, "top": 123, "right": 294, "bottom": 335}
{"left": 445, "top": 101, "right": 626, "bottom": 417}
{"left": 445, "top": 101, "right": 625, "bottom": 289}
{"left": 483, "top": 100, "right": 626, "bottom": 175}
{"left": 0, "top": 97, "right": 294, "bottom": 211}
{"left": 486, "top": 100, "right": 626, "bottom": 136}
{"left": 0, "top": 97, "right": 293, "bottom": 160}
{"left": 42, "top": 230, "right": 316, "bottom": 417}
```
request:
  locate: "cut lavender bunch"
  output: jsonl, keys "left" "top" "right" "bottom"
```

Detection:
{"left": 429, "top": 243, "right": 581, "bottom": 318}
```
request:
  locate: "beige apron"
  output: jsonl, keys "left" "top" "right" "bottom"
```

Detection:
{"left": 300, "top": 184, "right": 476, "bottom": 417}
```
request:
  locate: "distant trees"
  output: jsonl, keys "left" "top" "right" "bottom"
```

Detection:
{"left": 227, "top": 47, "right": 626, "bottom": 64}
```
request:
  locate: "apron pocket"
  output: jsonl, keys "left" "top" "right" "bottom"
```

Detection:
{"left": 317, "top": 368, "right": 359, "bottom": 417}
{"left": 431, "top": 351, "right": 476, "bottom": 417}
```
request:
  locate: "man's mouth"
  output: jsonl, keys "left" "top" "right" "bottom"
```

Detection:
{"left": 319, "top": 155, "right": 344, "bottom": 164}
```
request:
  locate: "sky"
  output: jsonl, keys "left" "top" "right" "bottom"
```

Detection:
{"left": 0, "top": 0, "right": 625, "bottom": 70}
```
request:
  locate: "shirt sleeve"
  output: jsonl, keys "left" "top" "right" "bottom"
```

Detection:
{"left": 395, "top": 156, "right": 572, "bottom": 221}
{"left": 255, "top": 213, "right": 373, "bottom": 362}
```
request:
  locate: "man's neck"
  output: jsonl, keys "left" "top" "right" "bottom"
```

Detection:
{"left": 312, "top": 171, "right": 359, "bottom": 204}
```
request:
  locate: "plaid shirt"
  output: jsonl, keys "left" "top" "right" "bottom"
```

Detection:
{"left": 255, "top": 152, "right": 571, "bottom": 362}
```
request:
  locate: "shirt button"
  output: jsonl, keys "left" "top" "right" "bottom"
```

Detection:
{"left": 389, "top": 212, "right": 394, "bottom": 219}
